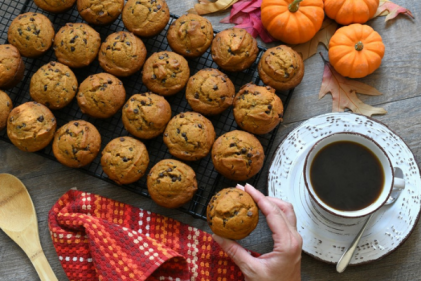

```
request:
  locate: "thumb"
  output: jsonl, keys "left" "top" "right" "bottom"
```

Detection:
{"left": 212, "top": 234, "right": 256, "bottom": 271}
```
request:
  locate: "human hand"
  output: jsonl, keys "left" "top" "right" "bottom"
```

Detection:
{"left": 212, "top": 183, "right": 302, "bottom": 281}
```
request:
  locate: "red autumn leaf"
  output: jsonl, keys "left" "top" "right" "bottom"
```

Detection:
{"left": 374, "top": 0, "right": 415, "bottom": 21}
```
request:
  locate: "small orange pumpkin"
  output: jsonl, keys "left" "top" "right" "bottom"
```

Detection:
{"left": 324, "top": 0, "right": 380, "bottom": 25}
{"left": 261, "top": 0, "right": 325, "bottom": 45}
{"left": 329, "top": 24, "right": 385, "bottom": 78}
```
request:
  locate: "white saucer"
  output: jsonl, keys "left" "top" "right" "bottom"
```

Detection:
{"left": 268, "top": 112, "right": 421, "bottom": 265}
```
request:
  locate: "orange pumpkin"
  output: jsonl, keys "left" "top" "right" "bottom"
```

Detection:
{"left": 324, "top": 0, "right": 380, "bottom": 25}
{"left": 261, "top": 0, "right": 325, "bottom": 45}
{"left": 329, "top": 24, "right": 385, "bottom": 78}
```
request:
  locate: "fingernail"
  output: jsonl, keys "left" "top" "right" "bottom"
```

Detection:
{"left": 245, "top": 183, "right": 254, "bottom": 189}
{"left": 236, "top": 184, "right": 245, "bottom": 190}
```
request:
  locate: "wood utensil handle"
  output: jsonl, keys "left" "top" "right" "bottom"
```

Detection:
{"left": 31, "top": 251, "right": 58, "bottom": 281}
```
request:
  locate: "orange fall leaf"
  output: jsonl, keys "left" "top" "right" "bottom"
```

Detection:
{"left": 374, "top": 0, "right": 415, "bottom": 21}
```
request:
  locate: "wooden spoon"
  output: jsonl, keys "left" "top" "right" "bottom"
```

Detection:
{"left": 0, "top": 173, "right": 58, "bottom": 281}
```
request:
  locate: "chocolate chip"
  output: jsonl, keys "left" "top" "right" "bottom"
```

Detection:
{"left": 278, "top": 113, "right": 283, "bottom": 118}
{"left": 133, "top": 108, "right": 139, "bottom": 114}
{"left": 129, "top": 147, "right": 133, "bottom": 151}
{"left": 230, "top": 143, "right": 235, "bottom": 147}
{"left": 30, "top": 18, "right": 35, "bottom": 21}
{"left": 37, "top": 116, "right": 44, "bottom": 122}
{"left": 123, "top": 157, "right": 128, "bottom": 162}
{"left": 141, "top": 100, "right": 146, "bottom": 105}
{"left": 241, "top": 148, "right": 247, "bottom": 153}
{"left": 194, "top": 92, "right": 199, "bottom": 99}
{"left": 126, "top": 41, "right": 130, "bottom": 46}
{"left": 176, "top": 128, "right": 180, "bottom": 134}
{"left": 265, "top": 110, "right": 270, "bottom": 114}
{"left": 107, "top": 79, "right": 112, "bottom": 84}
{"left": 152, "top": 74, "right": 156, "bottom": 79}
{"left": 120, "top": 137, "right": 125, "bottom": 142}
{"left": 74, "top": 122, "right": 79, "bottom": 126}
{"left": 83, "top": 39, "right": 87, "bottom": 44}
{"left": 106, "top": 45, "right": 111, "bottom": 50}
{"left": 247, "top": 211, "right": 253, "bottom": 217}
{"left": 159, "top": 172, "right": 164, "bottom": 177}
{"left": 70, "top": 47, "right": 75, "bottom": 52}
{"left": 167, "top": 168, "right": 172, "bottom": 172}
{"left": 198, "top": 124, "right": 202, "bottom": 129}
{"left": 44, "top": 85, "right": 48, "bottom": 91}
{"left": 98, "top": 11, "right": 104, "bottom": 16}
{"left": 221, "top": 96, "right": 226, "bottom": 101}
{"left": 172, "top": 177, "right": 177, "bottom": 182}
{"left": 268, "top": 104, "right": 272, "bottom": 110}
{"left": 164, "top": 133, "right": 168, "bottom": 137}
{"left": 213, "top": 85, "right": 218, "bottom": 90}
{"left": 157, "top": 4, "right": 161, "bottom": 9}
{"left": 179, "top": 113, "right": 184, "bottom": 118}
{"left": 247, "top": 153, "right": 253, "bottom": 158}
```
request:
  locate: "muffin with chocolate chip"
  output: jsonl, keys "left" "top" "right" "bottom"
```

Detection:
{"left": 233, "top": 83, "right": 283, "bottom": 135}
{"left": 122, "top": 0, "right": 170, "bottom": 37}
{"left": 53, "top": 23, "right": 101, "bottom": 68}
{"left": 0, "top": 44, "right": 25, "bottom": 89}
{"left": 211, "top": 28, "right": 258, "bottom": 72}
{"left": 122, "top": 92, "right": 171, "bottom": 139}
{"left": 142, "top": 51, "right": 190, "bottom": 96}
{"left": 185, "top": 68, "right": 235, "bottom": 115}
{"left": 77, "top": 0, "right": 124, "bottom": 25}
{"left": 101, "top": 136, "right": 149, "bottom": 185}
{"left": 167, "top": 14, "right": 213, "bottom": 58}
{"left": 52, "top": 120, "right": 101, "bottom": 168}
{"left": 7, "top": 102, "right": 57, "bottom": 152}
{"left": 258, "top": 45, "right": 304, "bottom": 91}
{"left": 212, "top": 130, "right": 264, "bottom": 181}
{"left": 147, "top": 159, "right": 197, "bottom": 208}
{"left": 34, "top": 0, "right": 76, "bottom": 13}
{"left": 0, "top": 91, "right": 13, "bottom": 131}
{"left": 163, "top": 112, "right": 215, "bottom": 161}
{"left": 98, "top": 31, "right": 147, "bottom": 77}
{"left": 30, "top": 61, "right": 78, "bottom": 110}
{"left": 8, "top": 13, "right": 55, "bottom": 58}
{"left": 207, "top": 188, "right": 259, "bottom": 240}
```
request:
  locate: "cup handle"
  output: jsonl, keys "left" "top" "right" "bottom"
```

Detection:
{"left": 393, "top": 177, "right": 405, "bottom": 191}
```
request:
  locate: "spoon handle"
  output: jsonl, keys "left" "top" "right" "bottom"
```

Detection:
{"left": 336, "top": 214, "right": 373, "bottom": 273}
{"left": 31, "top": 251, "right": 58, "bottom": 281}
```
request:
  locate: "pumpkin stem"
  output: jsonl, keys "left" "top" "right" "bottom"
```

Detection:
{"left": 355, "top": 41, "right": 364, "bottom": 51}
{"left": 288, "top": 0, "right": 303, "bottom": 13}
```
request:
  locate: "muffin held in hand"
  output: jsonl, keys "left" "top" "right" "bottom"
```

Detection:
{"left": 0, "top": 91, "right": 13, "bottom": 131}
{"left": 207, "top": 188, "right": 259, "bottom": 240}
{"left": 258, "top": 45, "right": 304, "bottom": 91}
{"left": 77, "top": 73, "right": 126, "bottom": 119}
{"left": 122, "top": 92, "right": 172, "bottom": 139}
{"left": 101, "top": 136, "right": 149, "bottom": 185}
{"left": 147, "top": 159, "right": 197, "bottom": 208}
{"left": 98, "top": 31, "right": 147, "bottom": 77}
{"left": 7, "top": 102, "right": 57, "bottom": 152}
{"left": 233, "top": 83, "right": 283, "bottom": 135}
{"left": 54, "top": 23, "right": 101, "bottom": 68}
{"left": 77, "top": 0, "right": 124, "bottom": 25}
{"left": 212, "top": 130, "right": 264, "bottom": 181}
{"left": 142, "top": 51, "right": 190, "bottom": 96}
{"left": 122, "top": 0, "right": 170, "bottom": 37}
{"left": 8, "top": 13, "right": 55, "bottom": 58}
{"left": 0, "top": 44, "right": 25, "bottom": 89}
{"left": 53, "top": 120, "right": 101, "bottom": 168}
{"left": 167, "top": 14, "right": 213, "bottom": 58}
{"left": 211, "top": 28, "right": 259, "bottom": 72}
{"left": 185, "top": 68, "right": 235, "bottom": 115}
{"left": 30, "top": 61, "right": 78, "bottom": 110}
{"left": 34, "top": 0, "right": 76, "bottom": 13}
{"left": 163, "top": 112, "right": 216, "bottom": 161}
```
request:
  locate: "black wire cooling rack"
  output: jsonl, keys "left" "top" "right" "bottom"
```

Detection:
{"left": 0, "top": 0, "right": 294, "bottom": 220}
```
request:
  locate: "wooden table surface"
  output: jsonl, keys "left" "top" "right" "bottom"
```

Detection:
{"left": 1, "top": 0, "right": 420, "bottom": 280}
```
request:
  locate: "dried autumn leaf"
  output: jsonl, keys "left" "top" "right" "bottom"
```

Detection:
{"left": 188, "top": 0, "right": 238, "bottom": 15}
{"left": 374, "top": 0, "right": 414, "bottom": 21}
{"left": 319, "top": 53, "right": 387, "bottom": 117}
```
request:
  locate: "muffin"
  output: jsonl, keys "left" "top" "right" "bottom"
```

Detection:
{"left": 77, "top": 73, "right": 126, "bottom": 119}
{"left": 53, "top": 23, "right": 101, "bottom": 68}
{"left": 0, "top": 91, "right": 13, "bottom": 131}
{"left": 167, "top": 14, "right": 213, "bottom": 58}
{"left": 52, "top": 120, "right": 101, "bottom": 168}
{"left": 122, "top": 92, "right": 171, "bottom": 139}
{"left": 7, "top": 102, "right": 57, "bottom": 152}
{"left": 163, "top": 112, "right": 215, "bottom": 161}
{"left": 101, "top": 136, "right": 149, "bottom": 185}
{"left": 34, "top": 0, "right": 76, "bottom": 13}
{"left": 258, "top": 45, "right": 304, "bottom": 91}
{"left": 185, "top": 68, "right": 235, "bottom": 115}
{"left": 30, "top": 61, "right": 78, "bottom": 110}
{"left": 212, "top": 130, "right": 265, "bottom": 181}
{"left": 77, "top": 0, "right": 124, "bottom": 25}
{"left": 142, "top": 51, "right": 190, "bottom": 96}
{"left": 207, "top": 188, "right": 259, "bottom": 240}
{"left": 0, "top": 44, "right": 25, "bottom": 89}
{"left": 122, "top": 0, "right": 170, "bottom": 37}
{"left": 98, "top": 31, "right": 147, "bottom": 77}
{"left": 233, "top": 83, "right": 283, "bottom": 135}
{"left": 147, "top": 159, "right": 197, "bottom": 208}
{"left": 211, "top": 28, "right": 259, "bottom": 72}
{"left": 8, "top": 13, "right": 55, "bottom": 58}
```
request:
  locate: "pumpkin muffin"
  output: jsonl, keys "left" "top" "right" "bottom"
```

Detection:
{"left": 211, "top": 28, "right": 258, "bottom": 72}
{"left": 52, "top": 120, "right": 101, "bottom": 168}
{"left": 0, "top": 91, "right": 13, "bottom": 131}
{"left": 8, "top": 13, "right": 55, "bottom": 58}
{"left": 185, "top": 68, "right": 235, "bottom": 115}
{"left": 0, "top": 44, "right": 25, "bottom": 89}
{"left": 233, "top": 83, "right": 283, "bottom": 135}
{"left": 122, "top": 92, "right": 172, "bottom": 139}
{"left": 98, "top": 31, "right": 147, "bottom": 77}
{"left": 207, "top": 188, "right": 259, "bottom": 240}
{"left": 163, "top": 112, "right": 215, "bottom": 161}
{"left": 122, "top": 0, "right": 170, "bottom": 37}
{"left": 34, "top": 0, "right": 76, "bottom": 13}
{"left": 77, "top": 73, "right": 126, "bottom": 119}
{"left": 77, "top": 0, "right": 124, "bottom": 25}
{"left": 212, "top": 130, "right": 264, "bottom": 181}
{"left": 167, "top": 14, "right": 213, "bottom": 58}
{"left": 258, "top": 45, "right": 304, "bottom": 91}
{"left": 142, "top": 51, "right": 190, "bottom": 96}
{"left": 30, "top": 61, "right": 78, "bottom": 110}
{"left": 147, "top": 159, "right": 197, "bottom": 208}
{"left": 7, "top": 102, "right": 57, "bottom": 152}
{"left": 53, "top": 23, "right": 101, "bottom": 68}
{"left": 101, "top": 136, "right": 149, "bottom": 185}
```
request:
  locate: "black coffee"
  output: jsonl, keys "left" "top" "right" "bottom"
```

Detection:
{"left": 310, "top": 141, "right": 385, "bottom": 211}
